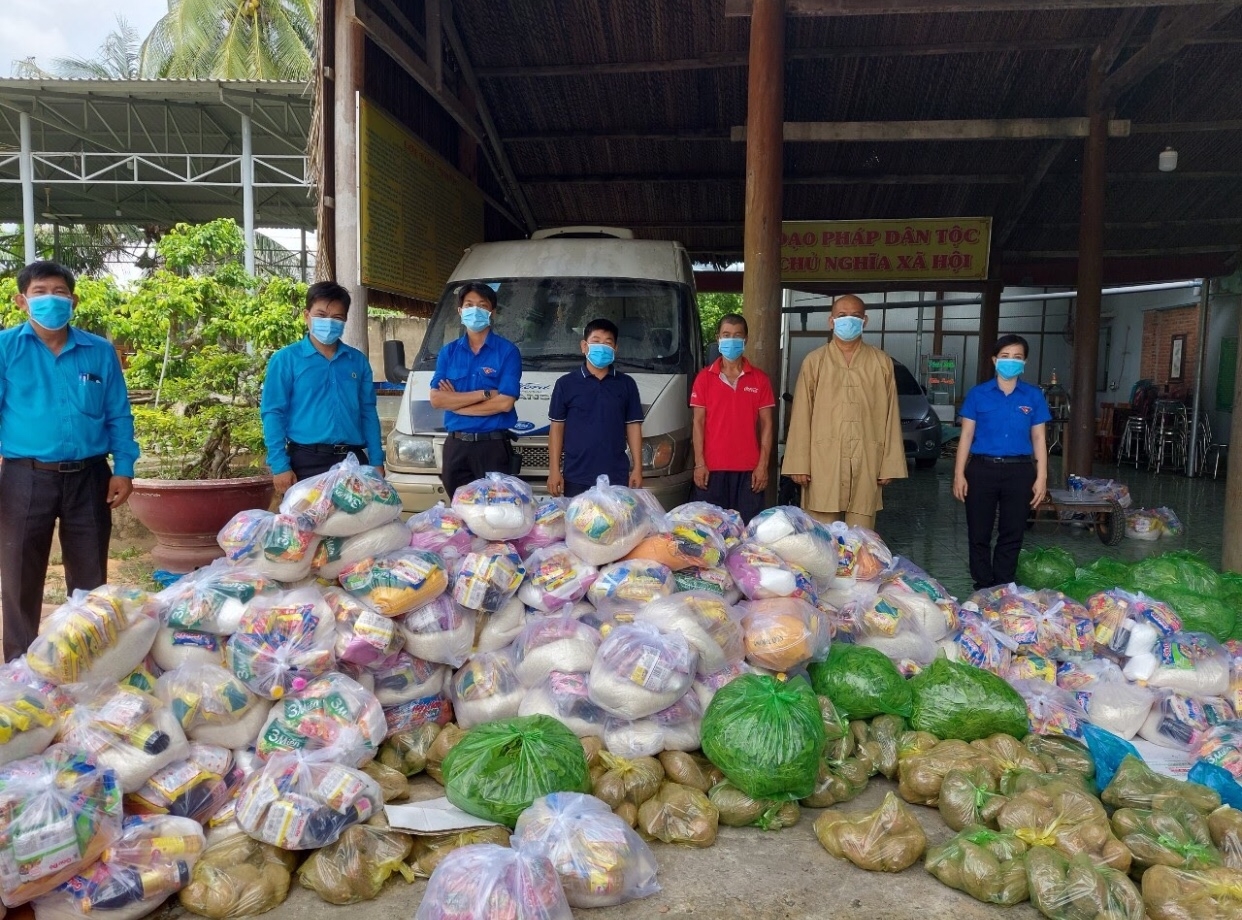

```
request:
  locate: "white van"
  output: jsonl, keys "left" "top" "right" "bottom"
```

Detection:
{"left": 382, "top": 227, "right": 702, "bottom": 512}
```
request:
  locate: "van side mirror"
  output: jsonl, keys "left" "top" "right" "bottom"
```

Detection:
{"left": 383, "top": 340, "right": 411, "bottom": 384}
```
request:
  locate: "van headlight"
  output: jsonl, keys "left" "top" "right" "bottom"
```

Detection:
{"left": 640, "top": 434, "right": 677, "bottom": 474}
{"left": 388, "top": 433, "right": 436, "bottom": 469}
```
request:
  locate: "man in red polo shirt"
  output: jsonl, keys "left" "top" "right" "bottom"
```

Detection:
{"left": 689, "top": 313, "right": 776, "bottom": 522}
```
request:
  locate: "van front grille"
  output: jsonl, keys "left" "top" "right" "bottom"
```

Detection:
{"left": 517, "top": 444, "right": 552, "bottom": 472}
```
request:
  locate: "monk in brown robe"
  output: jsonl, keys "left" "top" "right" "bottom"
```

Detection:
{"left": 782, "top": 294, "right": 907, "bottom": 529}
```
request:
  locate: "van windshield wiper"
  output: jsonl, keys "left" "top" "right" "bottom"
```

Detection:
{"left": 614, "top": 358, "right": 665, "bottom": 371}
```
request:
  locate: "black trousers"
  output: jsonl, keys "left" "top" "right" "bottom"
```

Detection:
{"left": 441, "top": 437, "right": 512, "bottom": 500}
{"left": 0, "top": 459, "right": 112, "bottom": 661}
{"left": 963, "top": 457, "right": 1036, "bottom": 591}
{"left": 288, "top": 445, "right": 367, "bottom": 481}
{"left": 691, "top": 470, "right": 768, "bottom": 525}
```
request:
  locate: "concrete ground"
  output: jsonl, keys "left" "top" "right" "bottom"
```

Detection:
{"left": 156, "top": 775, "right": 1043, "bottom": 920}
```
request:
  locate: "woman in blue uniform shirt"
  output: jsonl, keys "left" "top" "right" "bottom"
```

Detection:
{"left": 953, "top": 334, "right": 1052, "bottom": 590}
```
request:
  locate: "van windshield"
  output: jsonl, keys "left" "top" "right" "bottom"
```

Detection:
{"left": 414, "top": 277, "right": 695, "bottom": 373}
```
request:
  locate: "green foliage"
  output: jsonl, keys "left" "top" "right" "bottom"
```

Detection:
{"left": 2, "top": 220, "right": 305, "bottom": 479}
{"left": 697, "top": 292, "right": 742, "bottom": 346}
{"left": 141, "top": 0, "right": 316, "bottom": 80}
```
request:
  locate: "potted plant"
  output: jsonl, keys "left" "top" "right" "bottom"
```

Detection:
{"left": 108, "top": 220, "right": 305, "bottom": 571}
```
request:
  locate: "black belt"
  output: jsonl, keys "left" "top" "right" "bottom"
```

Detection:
{"left": 449, "top": 431, "right": 510, "bottom": 442}
{"left": 972, "top": 454, "right": 1034, "bottom": 464}
{"left": 5, "top": 455, "right": 108, "bottom": 473}
{"left": 287, "top": 442, "right": 366, "bottom": 456}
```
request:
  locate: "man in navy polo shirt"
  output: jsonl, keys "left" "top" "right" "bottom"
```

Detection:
{"left": 953, "top": 333, "right": 1052, "bottom": 590}
{"left": 689, "top": 313, "right": 775, "bottom": 521}
{"left": 429, "top": 282, "right": 521, "bottom": 498}
{"left": 546, "top": 318, "right": 644, "bottom": 498}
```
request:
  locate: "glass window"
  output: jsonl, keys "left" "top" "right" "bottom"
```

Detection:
{"left": 893, "top": 361, "right": 924, "bottom": 397}
{"left": 415, "top": 278, "right": 694, "bottom": 373}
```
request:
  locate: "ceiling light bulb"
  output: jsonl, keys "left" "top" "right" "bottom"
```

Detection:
{"left": 1158, "top": 147, "right": 1178, "bottom": 172}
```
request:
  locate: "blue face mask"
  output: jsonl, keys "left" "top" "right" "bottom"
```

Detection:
{"left": 461, "top": 306, "right": 492, "bottom": 333}
{"left": 996, "top": 358, "right": 1026, "bottom": 380}
{"left": 309, "top": 317, "right": 345, "bottom": 346}
{"left": 832, "top": 315, "right": 864, "bottom": 342}
{"left": 718, "top": 338, "right": 745, "bottom": 361}
{"left": 586, "top": 343, "right": 615, "bottom": 368}
{"left": 27, "top": 294, "right": 73, "bottom": 331}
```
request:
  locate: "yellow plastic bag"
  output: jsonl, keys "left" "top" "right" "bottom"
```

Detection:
{"left": 998, "top": 780, "right": 1131, "bottom": 873}
{"left": 297, "top": 823, "right": 413, "bottom": 904}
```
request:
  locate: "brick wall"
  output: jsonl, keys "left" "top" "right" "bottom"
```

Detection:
{"left": 1139, "top": 305, "right": 1203, "bottom": 395}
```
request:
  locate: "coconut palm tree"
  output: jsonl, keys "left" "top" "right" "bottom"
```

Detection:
{"left": 140, "top": 0, "right": 316, "bottom": 81}
{"left": 12, "top": 17, "right": 142, "bottom": 79}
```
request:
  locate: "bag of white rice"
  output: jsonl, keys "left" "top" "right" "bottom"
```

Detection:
{"left": 313, "top": 520, "right": 411, "bottom": 581}
{"left": 255, "top": 672, "right": 385, "bottom": 766}
{"left": 564, "top": 477, "right": 655, "bottom": 567}
{"left": 216, "top": 510, "right": 321, "bottom": 582}
{"left": 518, "top": 544, "right": 599, "bottom": 613}
{"left": 453, "top": 545, "right": 525, "bottom": 614}
{"left": 725, "top": 543, "right": 800, "bottom": 600}
{"left": 155, "top": 560, "right": 276, "bottom": 636}
{"left": 27, "top": 589, "right": 160, "bottom": 687}
{"left": 588, "top": 622, "right": 698, "bottom": 720}
{"left": 223, "top": 588, "right": 336, "bottom": 699}
{"left": 587, "top": 559, "right": 675, "bottom": 619}
{"left": 603, "top": 690, "right": 702, "bottom": 757}
{"left": 475, "top": 596, "right": 527, "bottom": 654}
{"left": 635, "top": 592, "right": 743, "bottom": 676}
{"left": 58, "top": 684, "right": 190, "bottom": 794}
{"left": 745, "top": 506, "right": 838, "bottom": 583}
{"left": 1125, "top": 631, "right": 1231, "bottom": 697}
{"left": 828, "top": 523, "right": 895, "bottom": 585}
{"left": 407, "top": 502, "right": 475, "bottom": 562}
{"left": 0, "top": 682, "right": 59, "bottom": 767}
{"left": 280, "top": 454, "right": 403, "bottom": 537}
{"left": 666, "top": 501, "right": 745, "bottom": 549}
{"left": 397, "top": 596, "right": 475, "bottom": 667}
{"left": 371, "top": 651, "right": 449, "bottom": 707}
{"left": 514, "top": 498, "right": 569, "bottom": 558}
{"left": 512, "top": 617, "right": 602, "bottom": 688}
{"left": 324, "top": 586, "right": 403, "bottom": 667}
{"left": 518, "top": 671, "right": 608, "bottom": 738}
{"left": 450, "top": 651, "right": 526, "bottom": 729}
{"left": 451, "top": 472, "right": 536, "bottom": 541}
{"left": 155, "top": 661, "right": 269, "bottom": 750}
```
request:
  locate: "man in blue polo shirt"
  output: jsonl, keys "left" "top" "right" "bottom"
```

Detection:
{"left": 953, "top": 333, "right": 1052, "bottom": 590}
{"left": 0, "top": 260, "right": 140, "bottom": 661}
{"left": 261, "top": 281, "right": 385, "bottom": 490}
{"left": 546, "top": 318, "right": 644, "bottom": 498}
{"left": 429, "top": 282, "right": 521, "bottom": 498}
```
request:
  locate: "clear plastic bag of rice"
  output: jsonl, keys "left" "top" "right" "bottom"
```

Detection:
{"left": 518, "top": 671, "right": 608, "bottom": 739}
{"left": 397, "top": 596, "right": 475, "bottom": 667}
{"left": 450, "top": 650, "right": 526, "bottom": 729}
{"left": 339, "top": 549, "right": 450, "bottom": 618}
{"left": 156, "top": 561, "right": 276, "bottom": 636}
{"left": 514, "top": 498, "right": 569, "bottom": 558}
{"left": 313, "top": 521, "right": 410, "bottom": 581}
{"left": 745, "top": 506, "right": 838, "bottom": 583}
{"left": 452, "top": 544, "right": 526, "bottom": 614}
{"left": 451, "top": 472, "right": 536, "bottom": 541}
{"left": 406, "top": 502, "right": 474, "bottom": 562}
{"left": 280, "top": 454, "right": 403, "bottom": 537}
{"left": 564, "top": 477, "right": 656, "bottom": 567}
{"left": 587, "top": 559, "right": 676, "bottom": 619}
{"left": 588, "top": 622, "right": 698, "bottom": 720}
{"left": 155, "top": 661, "right": 270, "bottom": 749}
{"left": 634, "top": 591, "right": 744, "bottom": 676}
{"left": 216, "top": 510, "right": 321, "bottom": 582}
{"left": 254, "top": 672, "right": 385, "bottom": 766}
{"left": 604, "top": 689, "right": 702, "bottom": 757}
{"left": 223, "top": 588, "right": 336, "bottom": 699}
{"left": 323, "top": 587, "right": 403, "bottom": 667}
{"left": 517, "top": 543, "right": 598, "bottom": 613}
{"left": 512, "top": 617, "right": 603, "bottom": 687}
{"left": 27, "top": 588, "right": 161, "bottom": 687}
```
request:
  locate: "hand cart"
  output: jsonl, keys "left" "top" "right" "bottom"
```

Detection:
{"left": 1030, "top": 488, "right": 1126, "bottom": 546}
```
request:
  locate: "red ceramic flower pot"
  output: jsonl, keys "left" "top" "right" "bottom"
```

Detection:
{"left": 129, "top": 476, "right": 275, "bottom": 573}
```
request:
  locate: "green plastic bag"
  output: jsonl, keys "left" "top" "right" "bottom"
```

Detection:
{"left": 701, "top": 674, "right": 826, "bottom": 801}
{"left": 807, "top": 642, "right": 912, "bottom": 720}
{"left": 1152, "top": 587, "right": 1236, "bottom": 642}
{"left": 1127, "top": 555, "right": 1184, "bottom": 596}
{"left": 1084, "top": 557, "right": 1133, "bottom": 585}
{"left": 908, "top": 658, "right": 1029, "bottom": 742}
{"left": 1057, "top": 574, "right": 1115, "bottom": 605}
{"left": 1164, "top": 551, "right": 1223, "bottom": 597}
{"left": 441, "top": 714, "right": 591, "bottom": 827}
{"left": 1016, "top": 547, "right": 1077, "bottom": 591}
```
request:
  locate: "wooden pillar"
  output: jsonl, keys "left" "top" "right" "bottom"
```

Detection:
{"left": 1066, "top": 53, "right": 1107, "bottom": 479}
{"left": 741, "top": 0, "right": 784, "bottom": 497}
{"left": 335, "top": 0, "right": 368, "bottom": 351}
{"left": 1224, "top": 326, "right": 1242, "bottom": 572}
{"left": 976, "top": 278, "right": 1001, "bottom": 386}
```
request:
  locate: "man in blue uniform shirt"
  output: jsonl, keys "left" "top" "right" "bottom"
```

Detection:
{"left": 261, "top": 281, "right": 385, "bottom": 490}
{"left": 0, "top": 261, "right": 140, "bottom": 661}
{"left": 546, "top": 318, "right": 644, "bottom": 498}
{"left": 429, "top": 282, "right": 521, "bottom": 498}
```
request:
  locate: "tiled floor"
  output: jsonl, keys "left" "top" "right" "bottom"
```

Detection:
{"left": 875, "top": 454, "right": 1229, "bottom": 600}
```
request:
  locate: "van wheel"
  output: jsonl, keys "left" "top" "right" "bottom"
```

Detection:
{"left": 915, "top": 458, "right": 937, "bottom": 470}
